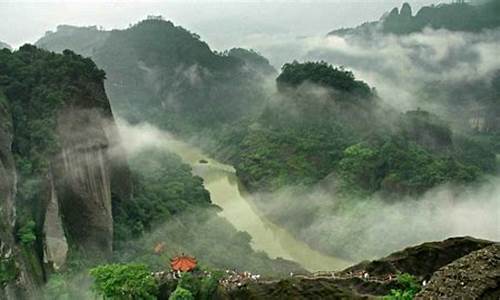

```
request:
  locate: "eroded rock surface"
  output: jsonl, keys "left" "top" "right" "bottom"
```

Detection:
{"left": 42, "top": 175, "right": 68, "bottom": 270}
{"left": 53, "top": 108, "right": 114, "bottom": 257}
{"left": 341, "top": 236, "right": 494, "bottom": 281}
{"left": 416, "top": 244, "right": 500, "bottom": 299}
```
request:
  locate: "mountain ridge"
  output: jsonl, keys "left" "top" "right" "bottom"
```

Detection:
{"left": 329, "top": 0, "right": 500, "bottom": 36}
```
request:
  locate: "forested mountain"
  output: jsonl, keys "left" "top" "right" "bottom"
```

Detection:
{"left": 0, "top": 46, "right": 301, "bottom": 299}
{"left": 330, "top": 0, "right": 500, "bottom": 36}
{"left": 2, "top": 7, "right": 498, "bottom": 299}
{"left": 325, "top": 1, "right": 500, "bottom": 168}
{"left": 211, "top": 62, "right": 495, "bottom": 196}
{"left": 37, "top": 18, "right": 274, "bottom": 134}
{"left": 37, "top": 23, "right": 496, "bottom": 197}
{"left": 35, "top": 15, "right": 499, "bottom": 285}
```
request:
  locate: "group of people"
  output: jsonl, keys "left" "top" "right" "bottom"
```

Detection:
{"left": 219, "top": 269, "right": 262, "bottom": 288}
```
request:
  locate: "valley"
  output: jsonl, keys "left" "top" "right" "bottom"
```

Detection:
{"left": 163, "top": 135, "right": 351, "bottom": 271}
{"left": 0, "top": 1, "right": 499, "bottom": 299}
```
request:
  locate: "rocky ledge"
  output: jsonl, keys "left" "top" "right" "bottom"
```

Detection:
{"left": 416, "top": 243, "right": 500, "bottom": 299}
{"left": 212, "top": 236, "right": 498, "bottom": 299}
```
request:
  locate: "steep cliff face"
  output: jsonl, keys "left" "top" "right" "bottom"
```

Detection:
{"left": 416, "top": 243, "right": 500, "bottom": 299}
{"left": 52, "top": 107, "right": 114, "bottom": 257}
{"left": 0, "top": 45, "right": 130, "bottom": 297}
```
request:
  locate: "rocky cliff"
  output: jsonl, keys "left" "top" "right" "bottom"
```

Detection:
{"left": 212, "top": 237, "right": 498, "bottom": 299}
{"left": 416, "top": 243, "right": 500, "bottom": 299}
{"left": 0, "top": 45, "right": 129, "bottom": 298}
{"left": 0, "top": 91, "right": 38, "bottom": 299}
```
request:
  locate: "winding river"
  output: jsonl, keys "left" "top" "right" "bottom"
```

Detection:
{"left": 167, "top": 138, "right": 350, "bottom": 272}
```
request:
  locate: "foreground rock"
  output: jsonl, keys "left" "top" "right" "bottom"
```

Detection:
{"left": 342, "top": 236, "right": 494, "bottom": 282}
{"left": 416, "top": 244, "right": 500, "bottom": 299}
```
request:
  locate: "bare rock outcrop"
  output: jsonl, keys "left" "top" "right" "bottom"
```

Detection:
{"left": 53, "top": 107, "right": 114, "bottom": 258}
{"left": 416, "top": 243, "right": 500, "bottom": 299}
{"left": 341, "top": 236, "right": 494, "bottom": 281}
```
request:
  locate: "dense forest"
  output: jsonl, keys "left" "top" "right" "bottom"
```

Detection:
{"left": 211, "top": 61, "right": 495, "bottom": 196}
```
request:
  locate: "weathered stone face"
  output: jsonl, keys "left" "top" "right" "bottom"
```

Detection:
{"left": 416, "top": 244, "right": 500, "bottom": 299}
{"left": 52, "top": 108, "right": 114, "bottom": 258}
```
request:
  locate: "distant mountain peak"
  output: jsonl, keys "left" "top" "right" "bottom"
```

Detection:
{"left": 329, "top": 0, "right": 500, "bottom": 36}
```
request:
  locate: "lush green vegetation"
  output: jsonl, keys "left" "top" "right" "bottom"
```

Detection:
{"left": 0, "top": 45, "right": 107, "bottom": 176}
{"left": 32, "top": 17, "right": 500, "bottom": 293}
{"left": 90, "top": 264, "right": 159, "bottom": 299}
{"left": 210, "top": 62, "right": 490, "bottom": 196}
{"left": 112, "top": 148, "right": 302, "bottom": 275}
{"left": 169, "top": 287, "right": 194, "bottom": 300}
{"left": 113, "top": 149, "right": 211, "bottom": 242}
{"left": 38, "top": 19, "right": 273, "bottom": 134}
{"left": 36, "top": 19, "right": 490, "bottom": 197}
{"left": 277, "top": 61, "right": 373, "bottom": 99}
{"left": 16, "top": 220, "right": 37, "bottom": 246}
{"left": 0, "top": 45, "right": 109, "bottom": 225}
{"left": 88, "top": 266, "right": 224, "bottom": 300}
{"left": 0, "top": 43, "right": 299, "bottom": 298}
{"left": 383, "top": 273, "right": 422, "bottom": 300}
{"left": 168, "top": 271, "right": 223, "bottom": 300}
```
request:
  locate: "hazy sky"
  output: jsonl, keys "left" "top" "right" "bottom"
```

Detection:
{"left": 1, "top": 0, "right": 443, "bottom": 50}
